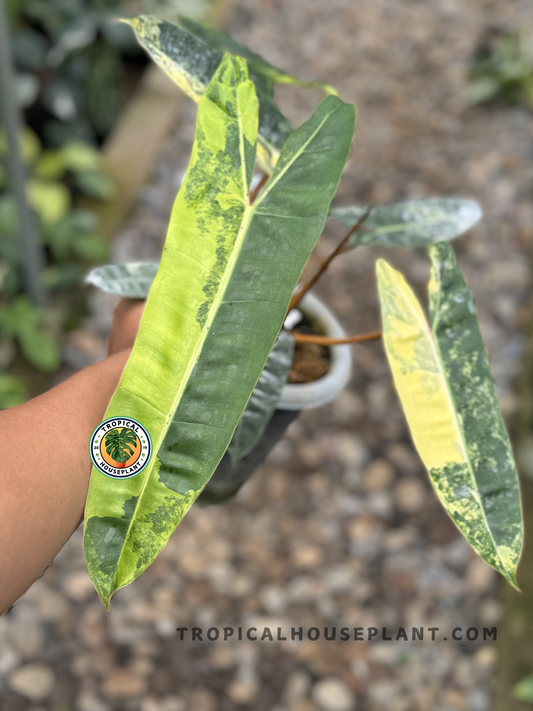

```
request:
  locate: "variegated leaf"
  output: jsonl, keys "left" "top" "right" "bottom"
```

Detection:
{"left": 376, "top": 242, "right": 522, "bottom": 587}
{"left": 85, "top": 263, "right": 159, "bottom": 299}
{"left": 176, "top": 15, "right": 337, "bottom": 97}
{"left": 331, "top": 198, "right": 482, "bottom": 249}
{"left": 125, "top": 15, "right": 335, "bottom": 174}
{"left": 86, "top": 261, "right": 295, "bottom": 461}
{"left": 84, "top": 55, "right": 355, "bottom": 607}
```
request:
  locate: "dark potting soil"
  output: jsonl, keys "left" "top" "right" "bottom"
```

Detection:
{"left": 285, "top": 312, "right": 331, "bottom": 384}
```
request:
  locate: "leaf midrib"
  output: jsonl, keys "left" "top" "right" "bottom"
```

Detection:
{"left": 254, "top": 102, "right": 342, "bottom": 207}
{"left": 389, "top": 265, "right": 504, "bottom": 574}
{"left": 110, "top": 95, "right": 343, "bottom": 598}
{"left": 110, "top": 78, "right": 260, "bottom": 596}
{"left": 136, "top": 22, "right": 282, "bottom": 173}
{"left": 108, "top": 83, "right": 253, "bottom": 598}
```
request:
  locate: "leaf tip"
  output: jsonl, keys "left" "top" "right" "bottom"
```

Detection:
{"left": 494, "top": 541, "right": 522, "bottom": 591}
{"left": 91, "top": 574, "right": 116, "bottom": 612}
{"left": 503, "top": 566, "right": 521, "bottom": 592}
{"left": 323, "top": 83, "right": 339, "bottom": 97}
{"left": 375, "top": 258, "right": 393, "bottom": 281}
{"left": 105, "top": 593, "right": 114, "bottom": 613}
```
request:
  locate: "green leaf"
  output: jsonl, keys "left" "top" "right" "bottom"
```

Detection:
{"left": 465, "top": 77, "right": 501, "bottom": 105}
{"left": 85, "top": 262, "right": 160, "bottom": 299}
{"left": 0, "top": 127, "right": 41, "bottom": 164}
{"left": 0, "top": 295, "right": 37, "bottom": 337}
{"left": 0, "top": 259, "right": 20, "bottom": 295}
{"left": 228, "top": 330, "right": 295, "bottom": 462}
{"left": 43, "top": 263, "right": 86, "bottom": 290}
{"left": 330, "top": 198, "right": 482, "bottom": 249}
{"left": 513, "top": 674, "right": 533, "bottom": 702}
{"left": 201, "top": 409, "right": 300, "bottom": 503}
{"left": 86, "top": 261, "right": 295, "bottom": 450}
{"left": 83, "top": 55, "right": 355, "bottom": 608}
{"left": 72, "top": 234, "right": 108, "bottom": 262}
{"left": 17, "top": 323, "right": 60, "bottom": 372}
{"left": 59, "top": 142, "right": 102, "bottom": 172}
{"left": 19, "top": 127, "right": 41, "bottom": 164}
{"left": 85, "top": 40, "right": 123, "bottom": 136}
{"left": 376, "top": 242, "right": 522, "bottom": 588}
{"left": 26, "top": 179, "right": 71, "bottom": 225}
{"left": 42, "top": 210, "right": 101, "bottom": 262}
{"left": 74, "top": 171, "right": 116, "bottom": 201}
{"left": 0, "top": 373, "right": 27, "bottom": 410}
{"left": 59, "top": 141, "right": 102, "bottom": 173}
{"left": 125, "top": 15, "right": 334, "bottom": 174}
{"left": 35, "top": 150, "right": 67, "bottom": 180}
{"left": 0, "top": 296, "right": 61, "bottom": 372}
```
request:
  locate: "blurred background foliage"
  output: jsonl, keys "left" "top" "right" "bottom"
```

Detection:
{"left": 5, "top": 0, "right": 144, "bottom": 146}
{"left": 467, "top": 27, "right": 533, "bottom": 110}
{"left": 6, "top": 0, "right": 215, "bottom": 151}
{"left": 0, "top": 0, "right": 214, "bottom": 409}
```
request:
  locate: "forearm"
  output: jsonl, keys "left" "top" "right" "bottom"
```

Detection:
{"left": 0, "top": 349, "right": 130, "bottom": 615}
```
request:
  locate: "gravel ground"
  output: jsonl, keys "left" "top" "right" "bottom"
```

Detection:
{"left": 2, "top": 1, "right": 533, "bottom": 710}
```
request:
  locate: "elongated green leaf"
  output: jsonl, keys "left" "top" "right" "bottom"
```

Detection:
{"left": 331, "top": 198, "right": 482, "bottom": 249}
{"left": 0, "top": 296, "right": 60, "bottom": 373}
{"left": 125, "top": 15, "right": 334, "bottom": 174}
{"left": 376, "top": 242, "right": 522, "bottom": 587}
{"left": 26, "top": 178, "right": 71, "bottom": 225}
{"left": 84, "top": 56, "right": 355, "bottom": 607}
{"left": 85, "top": 262, "right": 159, "bottom": 299}
{"left": 228, "top": 330, "right": 294, "bottom": 462}
{"left": 18, "top": 324, "right": 60, "bottom": 372}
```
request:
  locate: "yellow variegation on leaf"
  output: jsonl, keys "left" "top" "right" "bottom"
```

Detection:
{"left": 83, "top": 54, "right": 355, "bottom": 608}
{"left": 377, "top": 242, "right": 523, "bottom": 588}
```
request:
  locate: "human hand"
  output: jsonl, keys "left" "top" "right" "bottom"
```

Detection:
{"left": 107, "top": 298, "right": 145, "bottom": 356}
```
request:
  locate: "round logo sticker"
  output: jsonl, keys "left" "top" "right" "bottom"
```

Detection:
{"left": 89, "top": 417, "right": 152, "bottom": 479}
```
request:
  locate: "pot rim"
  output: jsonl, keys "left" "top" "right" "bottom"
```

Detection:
{"left": 277, "top": 292, "right": 352, "bottom": 410}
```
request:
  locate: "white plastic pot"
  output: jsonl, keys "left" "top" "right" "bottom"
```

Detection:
{"left": 278, "top": 292, "right": 352, "bottom": 410}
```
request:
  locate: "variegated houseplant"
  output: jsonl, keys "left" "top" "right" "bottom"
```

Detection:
{"left": 84, "top": 15, "right": 523, "bottom": 609}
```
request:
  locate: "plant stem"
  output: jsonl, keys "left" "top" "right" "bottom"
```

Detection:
{"left": 0, "top": 0, "right": 47, "bottom": 306}
{"left": 288, "top": 205, "right": 373, "bottom": 312}
{"left": 250, "top": 172, "right": 268, "bottom": 202}
{"left": 290, "top": 330, "right": 382, "bottom": 346}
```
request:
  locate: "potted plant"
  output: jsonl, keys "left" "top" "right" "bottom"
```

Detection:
{"left": 84, "top": 14, "right": 522, "bottom": 610}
